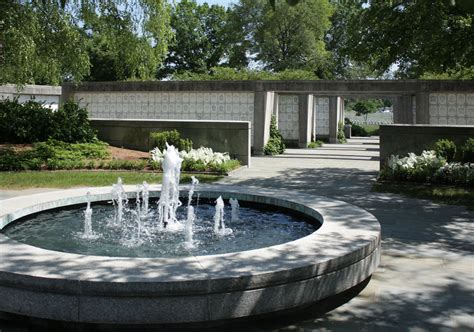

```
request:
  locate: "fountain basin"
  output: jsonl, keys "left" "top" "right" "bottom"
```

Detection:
{"left": 0, "top": 185, "right": 380, "bottom": 325}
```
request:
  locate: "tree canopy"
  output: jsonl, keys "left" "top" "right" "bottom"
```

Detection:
{"left": 230, "top": 0, "right": 333, "bottom": 75}
{"left": 341, "top": 0, "right": 474, "bottom": 79}
{"left": 0, "top": 0, "right": 172, "bottom": 85}
{"left": 159, "top": 0, "right": 228, "bottom": 78}
{"left": 1, "top": 0, "right": 473, "bottom": 85}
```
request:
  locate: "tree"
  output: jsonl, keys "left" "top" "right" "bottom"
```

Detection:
{"left": 352, "top": 100, "right": 380, "bottom": 124}
{"left": 159, "top": 0, "right": 228, "bottom": 77}
{"left": 81, "top": 0, "right": 172, "bottom": 81}
{"left": 0, "top": 0, "right": 172, "bottom": 85}
{"left": 229, "top": 0, "right": 333, "bottom": 75}
{"left": 0, "top": 1, "right": 90, "bottom": 85}
{"left": 324, "top": 0, "right": 379, "bottom": 79}
{"left": 343, "top": 1, "right": 474, "bottom": 78}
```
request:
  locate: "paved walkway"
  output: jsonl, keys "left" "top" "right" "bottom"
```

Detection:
{"left": 217, "top": 137, "right": 473, "bottom": 331}
{"left": 0, "top": 137, "right": 472, "bottom": 331}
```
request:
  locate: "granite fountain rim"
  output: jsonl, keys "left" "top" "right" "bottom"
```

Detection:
{"left": 0, "top": 184, "right": 380, "bottom": 290}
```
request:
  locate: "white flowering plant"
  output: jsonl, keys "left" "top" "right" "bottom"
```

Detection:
{"left": 382, "top": 150, "right": 474, "bottom": 185}
{"left": 150, "top": 146, "right": 239, "bottom": 173}
{"left": 434, "top": 162, "right": 474, "bottom": 185}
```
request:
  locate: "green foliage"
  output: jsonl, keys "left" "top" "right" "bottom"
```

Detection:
{"left": 159, "top": 1, "right": 228, "bottom": 78}
{"left": 351, "top": 100, "right": 380, "bottom": 123}
{"left": 349, "top": 123, "right": 380, "bottom": 137}
{"left": 0, "top": 148, "right": 42, "bottom": 171}
{"left": 0, "top": 139, "right": 109, "bottom": 171}
{"left": 0, "top": 1, "right": 172, "bottom": 85}
{"left": 434, "top": 139, "right": 457, "bottom": 163}
{"left": 0, "top": 99, "right": 54, "bottom": 143}
{"left": 264, "top": 115, "right": 285, "bottom": 155}
{"left": 149, "top": 130, "right": 193, "bottom": 152}
{"left": 373, "top": 182, "right": 474, "bottom": 210}
{"left": 381, "top": 149, "right": 474, "bottom": 186}
{"left": 461, "top": 138, "right": 474, "bottom": 163}
{"left": 350, "top": 123, "right": 367, "bottom": 137}
{"left": 337, "top": 122, "right": 346, "bottom": 144}
{"left": 172, "top": 67, "right": 319, "bottom": 80}
{"left": 82, "top": 0, "right": 172, "bottom": 81}
{"left": 229, "top": 0, "right": 332, "bottom": 74}
{"left": 307, "top": 141, "right": 323, "bottom": 149}
{"left": 0, "top": 99, "right": 96, "bottom": 144}
{"left": 208, "top": 159, "right": 241, "bottom": 174}
{"left": 342, "top": 1, "right": 474, "bottom": 78}
{"left": 0, "top": 171, "right": 221, "bottom": 189}
{"left": 0, "top": 1, "right": 90, "bottom": 85}
{"left": 106, "top": 159, "right": 147, "bottom": 171}
{"left": 49, "top": 101, "right": 97, "bottom": 143}
{"left": 34, "top": 139, "right": 109, "bottom": 160}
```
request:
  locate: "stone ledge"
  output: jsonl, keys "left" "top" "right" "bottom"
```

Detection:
{"left": 0, "top": 185, "right": 381, "bottom": 324}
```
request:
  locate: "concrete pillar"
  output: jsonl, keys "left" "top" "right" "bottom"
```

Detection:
{"left": 416, "top": 92, "right": 430, "bottom": 124}
{"left": 393, "top": 94, "right": 415, "bottom": 124}
{"left": 273, "top": 93, "right": 279, "bottom": 125}
{"left": 328, "top": 96, "right": 339, "bottom": 143}
{"left": 298, "top": 94, "right": 313, "bottom": 148}
{"left": 253, "top": 91, "right": 275, "bottom": 155}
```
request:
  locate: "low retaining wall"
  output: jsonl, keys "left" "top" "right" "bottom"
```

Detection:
{"left": 379, "top": 124, "right": 474, "bottom": 167}
{"left": 90, "top": 119, "right": 251, "bottom": 166}
{"left": 0, "top": 84, "right": 61, "bottom": 110}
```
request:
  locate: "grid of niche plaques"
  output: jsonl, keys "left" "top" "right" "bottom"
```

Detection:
{"left": 429, "top": 93, "right": 474, "bottom": 125}
{"left": 315, "top": 97, "right": 330, "bottom": 136}
{"left": 278, "top": 95, "right": 300, "bottom": 140}
{"left": 75, "top": 91, "right": 255, "bottom": 135}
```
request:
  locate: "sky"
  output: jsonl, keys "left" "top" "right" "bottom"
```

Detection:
{"left": 195, "top": 0, "right": 234, "bottom": 7}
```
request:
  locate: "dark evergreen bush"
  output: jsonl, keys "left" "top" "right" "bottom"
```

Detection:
{"left": 462, "top": 138, "right": 474, "bottom": 163}
{"left": 264, "top": 115, "right": 285, "bottom": 155}
{"left": 0, "top": 99, "right": 96, "bottom": 143}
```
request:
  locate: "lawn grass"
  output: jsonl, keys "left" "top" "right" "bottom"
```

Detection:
{"left": 360, "top": 124, "right": 379, "bottom": 136}
{"left": 373, "top": 181, "right": 474, "bottom": 210}
{"left": 0, "top": 171, "right": 222, "bottom": 189}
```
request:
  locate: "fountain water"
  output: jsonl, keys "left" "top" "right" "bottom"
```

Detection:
{"left": 214, "top": 196, "right": 232, "bottom": 236}
{"left": 111, "top": 177, "right": 127, "bottom": 227}
{"left": 80, "top": 192, "right": 99, "bottom": 240}
{"left": 184, "top": 206, "right": 195, "bottom": 249}
{"left": 229, "top": 198, "right": 240, "bottom": 222}
{"left": 0, "top": 141, "right": 381, "bottom": 325}
{"left": 156, "top": 144, "right": 183, "bottom": 231}
{"left": 142, "top": 181, "right": 150, "bottom": 215}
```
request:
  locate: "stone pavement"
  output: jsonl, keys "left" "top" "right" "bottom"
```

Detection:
{"left": 217, "top": 137, "right": 473, "bottom": 331}
{"left": 0, "top": 137, "right": 472, "bottom": 331}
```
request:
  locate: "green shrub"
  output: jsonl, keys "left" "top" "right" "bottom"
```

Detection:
{"left": 106, "top": 159, "right": 147, "bottom": 170}
{"left": 0, "top": 99, "right": 96, "bottom": 144}
{"left": 208, "top": 159, "right": 241, "bottom": 173}
{"left": 434, "top": 139, "right": 457, "bottom": 162}
{"left": 350, "top": 123, "right": 368, "bottom": 137}
{"left": 33, "top": 139, "right": 109, "bottom": 160}
{"left": 264, "top": 116, "right": 285, "bottom": 155}
{"left": 0, "top": 99, "right": 54, "bottom": 143}
{"left": 461, "top": 138, "right": 474, "bottom": 163}
{"left": 149, "top": 130, "right": 193, "bottom": 152}
{"left": 337, "top": 122, "right": 347, "bottom": 143}
{"left": 49, "top": 101, "right": 97, "bottom": 143}
{"left": 307, "top": 141, "right": 323, "bottom": 148}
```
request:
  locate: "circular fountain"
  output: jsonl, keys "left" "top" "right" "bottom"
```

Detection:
{"left": 0, "top": 146, "right": 381, "bottom": 325}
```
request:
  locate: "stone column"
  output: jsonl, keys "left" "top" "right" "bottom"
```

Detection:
{"left": 393, "top": 94, "right": 415, "bottom": 124}
{"left": 298, "top": 94, "right": 314, "bottom": 148}
{"left": 253, "top": 91, "right": 275, "bottom": 155}
{"left": 415, "top": 92, "right": 430, "bottom": 124}
{"left": 273, "top": 93, "right": 279, "bottom": 125}
{"left": 328, "top": 96, "right": 339, "bottom": 143}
